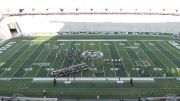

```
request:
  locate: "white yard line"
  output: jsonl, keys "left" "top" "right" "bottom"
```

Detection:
{"left": 59, "top": 42, "right": 72, "bottom": 69}
{"left": 132, "top": 41, "right": 153, "bottom": 77}
{"left": 57, "top": 39, "right": 165, "bottom": 42}
{"left": 57, "top": 39, "right": 127, "bottom": 41}
{"left": 0, "top": 43, "right": 29, "bottom": 77}
{"left": 152, "top": 43, "right": 179, "bottom": 69}
{"left": 33, "top": 42, "right": 57, "bottom": 77}
{"left": 91, "top": 41, "right": 96, "bottom": 77}
{"left": 0, "top": 41, "right": 22, "bottom": 60}
{"left": 72, "top": 41, "right": 78, "bottom": 66}
{"left": 122, "top": 42, "right": 140, "bottom": 77}
{"left": 98, "top": 42, "right": 106, "bottom": 77}
{"left": 81, "top": 41, "right": 86, "bottom": 77}
{"left": 161, "top": 41, "right": 180, "bottom": 59}
{"left": 106, "top": 41, "right": 117, "bottom": 77}
{"left": 146, "top": 42, "right": 176, "bottom": 77}
{"left": 113, "top": 41, "right": 128, "bottom": 76}
{"left": 22, "top": 44, "right": 49, "bottom": 77}
{"left": 46, "top": 43, "right": 62, "bottom": 77}
{"left": 7, "top": 45, "right": 35, "bottom": 78}
{"left": 138, "top": 42, "right": 163, "bottom": 76}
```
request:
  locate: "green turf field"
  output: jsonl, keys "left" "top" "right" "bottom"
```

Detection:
{"left": 0, "top": 35, "right": 179, "bottom": 98}
{"left": 0, "top": 35, "right": 179, "bottom": 78}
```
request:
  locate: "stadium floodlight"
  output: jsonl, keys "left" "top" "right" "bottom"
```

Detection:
{"left": 60, "top": 8, "right": 64, "bottom": 12}
{"left": 76, "top": 8, "right": 79, "bottom": 11}
{"left": 19, "top": 9, "right": 24, "bottom": 13}
{"left": 90, "top": 8, "right": 93, "bottom": 11}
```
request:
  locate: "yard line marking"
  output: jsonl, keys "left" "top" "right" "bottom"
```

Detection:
{"left": 144, "top": 41, "right": 176, "bottom": 77}
{"left": 123, "top": 42, "right": 140, "bottom": 77}
{"left": 57, "top": 39, "right": 127, "bottom": 41}
{"left": 53, "top": 42, "right": 66, "bottom": 70}
{"left": 7, "top": 44, "right": 35, "bottom": 78}
{"left": 113, "top": 41, "right": 128, "bottom": 76}
{"left": 106, "top": 41, "right": 117, "bottom": 77}
{"left": 9, "top": 44, "right": 40, "bottom": 78}
{"left": 98, "top": 41, "right": 106, "bottom": 77}
{"left": 91, "top": 41, "right": 96, "bottom": 77}
{"left": 0, "top": 41, "right": 23, "bottom": 60}
{"left": 57, "top": 39, "right": 166, "bottom": 42}
{"left": 72, "top": 41, "right": 78, "bottom": 66}
{"left": 69, "top": 41, "right": 80, "bottom": 77}
{"left": 162, "top": 41, "right": 180, "bottom": 60}
{"left": 138, "top": 42, "right": 162, "bottom": 76}
{"left": 152, "top": 42, "right": 179, "bottom": 69}
{"left": 59, "top": 42, "right": 72, "bottom": 70}
{"left": 81, "top": 41, "right": 86, "bottom": 77}
{"left": 0, "top": 42, "right": 29, "bottom": 77}
{"left": 23, "top": 43, "right": 48, "bottom": 77}
{"left": 33, "top": 42, "right": 57, "bottom": 77}
{"left": 46, "top": 43, "right": 63, "bottom": 77}
{"left": 131, "top": 41, "right": 152, "bottom": 77}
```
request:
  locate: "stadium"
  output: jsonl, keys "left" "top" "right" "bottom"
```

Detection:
{"left": 0, "top": 0, "right": 180, "bottom": 100}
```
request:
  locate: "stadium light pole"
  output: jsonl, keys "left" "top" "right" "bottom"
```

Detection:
{"left": 32, "top": 8, "right": 35, "bottom": 12}
{"left": 46, "top": 8, "right": 49, "bottom": 16}
{"left": 32, "top": 8, "right": 35, "bottom": 16}
{"left": 90, "top": 8, "right": 93, "bottom": 15}
{"left": 60, "top": 8, "right": 64, "bottom": 13}
{"left": 90, "top": 8, "right": 93, "bottom": 11}
{"left": 76, "top": 8, "right": 79, "bottom": 11}
{"left": 75, "top": 8, "right": 79, "bottom": 15}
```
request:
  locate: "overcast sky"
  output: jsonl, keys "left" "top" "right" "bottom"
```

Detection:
{"left": 0, "top": 0, "right": 179, "bottom": 9}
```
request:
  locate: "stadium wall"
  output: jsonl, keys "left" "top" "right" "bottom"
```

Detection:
{"left": 0, "top": 19, "right": 12, "bottom": 39}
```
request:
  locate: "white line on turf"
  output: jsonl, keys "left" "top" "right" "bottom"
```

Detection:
{"left": 81, "top": 41, "right": 86, "bottom": 77}
{"left": 152, "top": 42, "right": 179, "bottom": 72}
{"left": 22, "top": 43, "right": 48, "bottom": 77}
{"left": 106, "top": 41, "right": 117, "bottom": 77}
{"left": 113, "top": 41, "right": 128, "bottom": 77}
{"left": 122, "top": 42, "right": 140, "bottom": 77}
{"left": 145, "top": 41, "right": 176, "bottom": 77}
{"left": 59, "top": 42, "right": 72, "bottom": 70}
{"left": 0, "top": 42, "right": 29, "bottom": 77}
{"left": 137, "top": 42, "right": 162, "bottom": 77}
{"left": 46, "top": 42, "right": 63, "bottom": 77}
{"left": 57, "top": 39, "right": 127, "bottom": 41}
{"left": 33, "top": 42, "right": 57, "bottom": 77}
{"left": 162, "top": 41, "right": 180, "bottom": 60}
{"left": 8, "top": 44, "right": 35, "bottom": 78}
{"left": 0, "top": 41, "right": 23, "bottom": 61}
{"left": 131, "top": 41, "right": 152, "bottom": 77}
{"left": 98, "top": 41, "right": 106, "bottom": 77}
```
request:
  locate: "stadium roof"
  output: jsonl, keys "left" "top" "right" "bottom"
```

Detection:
{"left": 0, "top": 0, "right": 179, "bottom": 9}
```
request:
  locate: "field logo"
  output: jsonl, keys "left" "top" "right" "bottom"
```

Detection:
{"left": 81, "top": 50, "right": 103, "bottom": 59}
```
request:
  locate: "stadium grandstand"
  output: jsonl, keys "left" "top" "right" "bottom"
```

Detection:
{"left": 0, "top": 0, "right": 180, "bottom": 100}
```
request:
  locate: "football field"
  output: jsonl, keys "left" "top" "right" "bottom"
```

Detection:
{"left": 0, "top": 35, "right": 180, "bottom": 98}
{"left": 0, "top": 35, "right": 180, "bottom": 78}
